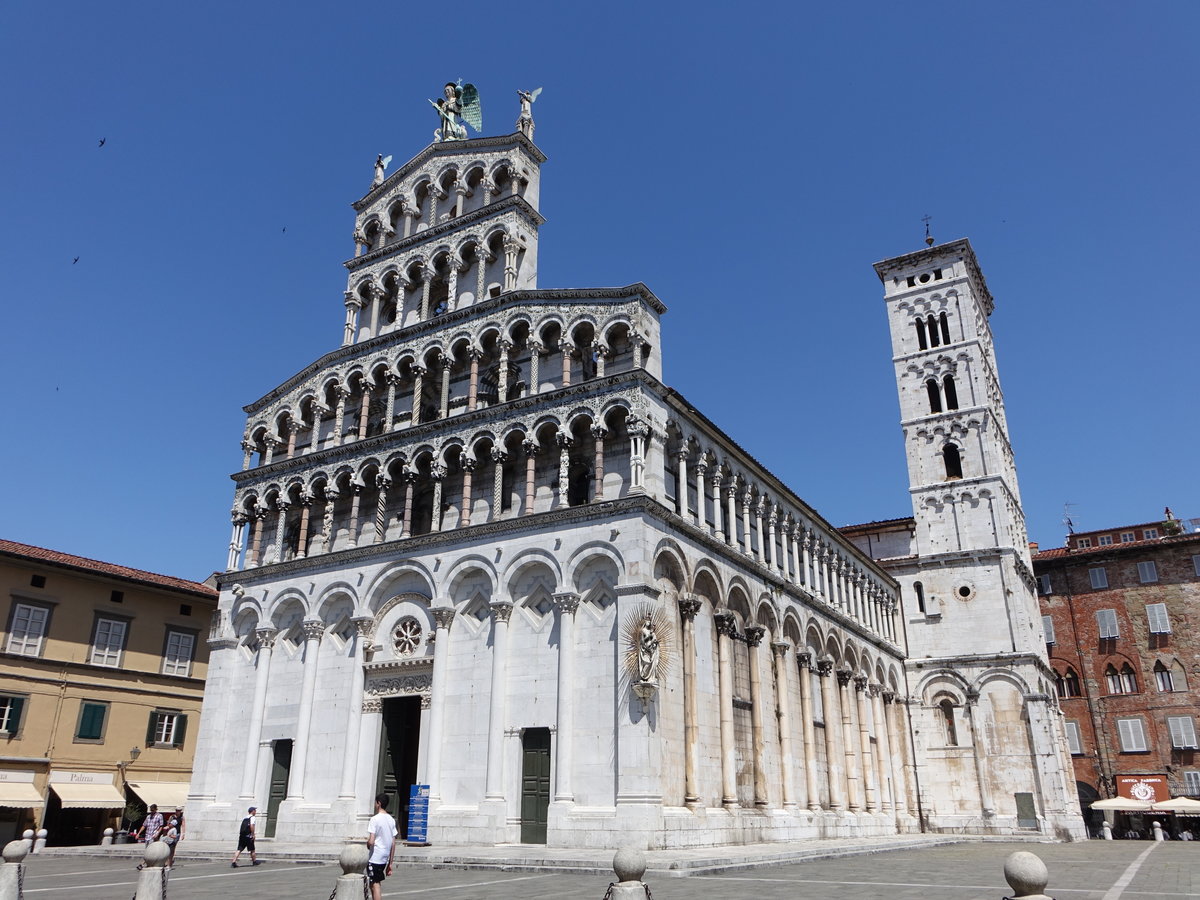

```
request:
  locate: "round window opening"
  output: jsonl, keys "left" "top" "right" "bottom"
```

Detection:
{"left": 392, "top": 617, "right": 423, "bottom": 656}
{"left": 957, "top": 585, "right": 975, "bottom": 600}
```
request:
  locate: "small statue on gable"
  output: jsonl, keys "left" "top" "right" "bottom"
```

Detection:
{"left": 516, "top": 87, "right": 542, "bottom": 139}
{"left": 431, "top": 81, "right": 482, "bottom": 142}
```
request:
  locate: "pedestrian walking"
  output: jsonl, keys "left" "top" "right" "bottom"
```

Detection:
{"left": 366, "top": 793, "right": 397, "bottom": 900}
{"left": 230, "top": 806, "right": 260, "bottom": 867}
{"left": 162, "top": 816, "right": 180, "bottom": 866}
{"left": 137, "top": 805, "right": 164, "bottom": 843}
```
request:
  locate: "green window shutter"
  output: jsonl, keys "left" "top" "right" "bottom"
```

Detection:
{"left": 172, "top": 714, "right": 188, "bottom": 747}
{"left": 5, "top": 697, "right": 23, "bottom": 734}
{"left": 78, "top": 703, "right": 106, "bottom": 740}
{"left": 146, "top": 711, "right": 159, "bottom": 746}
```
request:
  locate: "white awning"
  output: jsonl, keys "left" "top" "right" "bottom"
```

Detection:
{"left": 49, "top": 782, "right": 125, "bottom": 809}
{"left": 0, "top": 783, "right": 44, "bottom": 808}
{"left": 126, "top": 782, "right": 190, "bottom": 810}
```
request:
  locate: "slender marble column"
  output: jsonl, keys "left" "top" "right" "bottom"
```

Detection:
{"left": 768, "top": 506, "right": 781, "bottom": 575}
{"left": 410, "top": 365, "right": 426, "bottom": 425}
{"left": 725, "top": 477, "right": 738, "bottom": 548}
{"left": 426, "top": 607, "right": 455, "bottom": 801}
{"left": 591, "top": 426, "right": 606, "bottom": 500}
{"left": 321, "top": 487, "right": 338, "bottom": 552}
{"left": 552, "top": 593, "right": 579, "bottom": 802}
{"left": 891, "top": 696, "right": 917, "bottom": 816}
{"left": 272, "top": 499, "right": 289, "bottom": 562}
{"left": 483, "top": 601, "right": 514, "bottom": 800}
{"left": 715, "top": 612, "right": 738, "bottom": 807}
{"left": 430, "top": 465, "right": 445, "bottom": 532}
{"left": 854, "top": 675, "right": 878, "bottom": 813}
{"left": 528, "top": 340, "right": 541, "bottom": 394}
{"left": 675, "top": 449, "right": 689, "bottom": 519}
{"left": 248, "top": 507, "right": 266, "bottom": 567}
{"left": 522, "top": 439, "right": 538, "bottom": 514}
{"left": 679, "top": 596, "right": 702, "bottom": 807}
{"left": 741, "top": 486, "right": 754, "bottom": 556}
{"left": 240, "top": 628, "right": 277, "bottom": 798}
{"left": 556, "top": 434, "right": 572, "bottom": 506}
{"left": 838, "top": 668, "right": 861, "bottom": 812}
{"left": 873, "top": 687, "right": 895, "bottom": 813}
{"left": 295, "top": 496, "right": 311, "bottom": 559}
{"left": 710, "top": 470, "right": 724, "bottom": 541}
{"left": 285, "top": 419, "right": 298, "bottom": 459}
{"left": 332, "top": 385, "right": 348, "bottom": 447}
{"left": 694, "top": 460, "right": 708, "bottom": 532}
{"left": 227, "top": 514, "right": 247, "bottom": 571}
{"left": 797, "top": 652, "right": 821, "bottom": 810}
{"left": 262, "top": 436, "right": 278, "bottom": 466}
{"left": 467, "top": 348, "right": 481, "bottom": 410}
{"left": 357, "top": 384, "right": 372, "bottom": 440}
{"left": 338, "top": 617, "right": 375, "bottom": 798}
{"left": 496, "top": 341, "right": 510, "bottom": 401}
{"left": 459, "top": 458, "right": 475, "bottom": 528}
{"left": 965, "top": 692, "right": 996, "bottom": 816}
{"left": 559, "top": 341, "right": 573, "bottom": 387}
{"left": 771, "top": 641, "right": 796, "bottom": 809}
{"left": 400, "top": 472, "right": 415, "bottom": 538}
{"left": 347, "top": 484, "right": 362, "bottom": 548}
{"left": 746, "top": 626, "right": 768, "bottom": 807}
{"left": 385, "top": 373, "right": 399, "bottom": 432}
{"left": 753, "top": 499, "right": 766, "bottom": 563}
{"left": 287, "top": 620, "right": 325, "bottom": 799}
{"left": 818, "top": 658, "right": 844, "bottom": 811}
{"left": 491, "top": 449, "right": 507, "bottom": 518}
{"left": 801, "top": 529, "right": 813, "bottom": 592}
{"left": 374, "top": 476, "right": 390, "bottom": 543}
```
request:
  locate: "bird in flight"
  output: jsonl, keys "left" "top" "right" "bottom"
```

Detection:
{"left": 72, "top": 256, "right": 80, "bottom": 264}
{"left": 282, "top": 226, "right": 287, "bottom": 234}
{"left": 98, "top": 138, "right": 106, "bottom": 147}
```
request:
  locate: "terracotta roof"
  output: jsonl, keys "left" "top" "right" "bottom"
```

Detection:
{"left": 839, "top": 517, "right": 915, "bottom": 534}
{"left": 0, "top": 539, "right": 217, "bottom": 599}
{"left": 1034, "top": 531, "right": 1200, "bottom": 562}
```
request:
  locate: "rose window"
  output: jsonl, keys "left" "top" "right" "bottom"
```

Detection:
{"left": 392, "top": 617, "right": 422, "bottom": 656}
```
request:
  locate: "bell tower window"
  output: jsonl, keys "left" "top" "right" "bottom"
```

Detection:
{"left": 926, "top": 380, "right": 942, "bottom": 414}
{"left": 942, "top": 444, "right": 963, "bottom": 480}
{"left": 914, "top": 318, "right": 928, "bottom": 350}
{"left": 939, "top": 312, "right": 951, "bottom": 344}
{"left": 943, "top": 374, "right": 959, "bottom": 410}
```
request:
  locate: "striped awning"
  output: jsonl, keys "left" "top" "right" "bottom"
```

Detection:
{"left": 49, "top": 782, "right": 125, "bottom": 809}
{"left": 0, "top": 783, "right": 44, "bottom": 808}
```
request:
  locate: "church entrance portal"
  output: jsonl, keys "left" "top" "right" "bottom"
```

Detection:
{"left": 265, "top": 739, "right": 292, "bottom": 838}
{"left": 520, "top": 728, "right": 551, "bottom": 844}
{"left": 377, "top": 696, "right": 421, "bottom": 839}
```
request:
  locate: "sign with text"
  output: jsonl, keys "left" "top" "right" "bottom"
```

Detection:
{"left": 49, "top": 770, "right": 113, "bottom": 785}
{"left": 1117, "top": 774, "right": 1169, "bottom": 803}
{"left": 406, "top": 783, "right": 429, "bottom": 845}
{"left": 0, "top": 771, "right": 35, "bottom": 783}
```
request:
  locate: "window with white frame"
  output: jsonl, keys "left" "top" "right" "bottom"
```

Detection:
{"left": 1120, "top": 531, "right": 1136, "bottom": 543}
{"left": 147, "top": 709, "right": 187, "bottom": 747}
{"left": 162, "top": 631, "right": 195, "bottom": 677}
{"left": 6, "top": 602, "right": 49, "bottom": 656}
{"left": 1089, "top": 567, "right": 1108, "bottom": 589}
{"left": 1096, "top": 608, "right": 1119, "bottom": 639}
{"left": 1144, "top": 528, "right": 1158, "bottom": 539}
{"left": 1147, "top": 603, "right": 1171, "bottom": 634}
{"left": 1098, "top": 534, "right": 1114, "bottom": 546}
{"left": 1064, "top": 720, "right": 1083, "bottom": 755}
{"left": 1138, "top": 561, "right": 1158, "bottom": 583}
{"left": 1041, "top": 615, "right": 1056, "bottom": 645}
{"left": 1168, "top": 716, "right": 1199, "bottom": 750}
{"left": 1037, "top": 574, "right": 1052, "bottom": 595}
{"left": 1155, "top": 661, "right": 1178, "bottom": 692}
{"left": 1186, "top": 771, "right": 1200, "bottom": 796}
{"left": 1117, "top": 718, "right": 1148, "bottom": 752}
{"left": 1077, "top": 537, "right": 1092, "bottom": 548}
{"left": 89, "top": 617, "right": 127, "bottom": 667}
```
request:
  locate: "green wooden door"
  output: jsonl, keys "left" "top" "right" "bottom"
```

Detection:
{"left": 265, "top": 739, "right": 292, "bottom": 838}
{"left": 520, "top": 728, "right": 551, "bottom": 844}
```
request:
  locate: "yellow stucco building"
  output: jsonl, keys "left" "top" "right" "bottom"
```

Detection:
{"left": 0, "top": 540, "right": 216, "bottom": 845}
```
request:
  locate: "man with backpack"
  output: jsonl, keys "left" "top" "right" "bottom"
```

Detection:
{"left": 230, "top": 806, "right": 260, "bottom": 867}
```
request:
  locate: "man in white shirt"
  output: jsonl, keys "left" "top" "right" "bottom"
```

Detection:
{"left": 366, "top": 792, "right": 398, "bottom": 900}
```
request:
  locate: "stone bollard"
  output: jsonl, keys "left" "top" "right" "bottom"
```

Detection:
{"left": 134, "top": 842, "right": 170, "bottom": 900}
{"left": 1003, "top": 851, "right": 1052, "bottom": 900}
{"left": 605, "top": 848, "right": 651, "bottom": 900}
{"left": 1100, "top": 820, "right": 1112, "bottom": 840}
{"left": 0, "top": 839, "right": 29, "bottom": 900}
{"left": 1152, "top": 821, "right": 1164, "bottom": 842}
{"left": 101, "top": 827, "right": 114, "bottom": 846}
{"left": 332, "top": 843, "right": 369, "bottom": 900}
{"left": 19, "top": 833, "right": 31, "bottom": 855}
{"left": 31, "top": 831, "right": 46, "bottom": 854}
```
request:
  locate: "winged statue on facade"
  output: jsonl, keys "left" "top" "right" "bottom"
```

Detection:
{"left": 516, "top": 87, "right": 542, "bottom": 139}
{"left": 431, "top": 81, "right": 482, "bottom": 142}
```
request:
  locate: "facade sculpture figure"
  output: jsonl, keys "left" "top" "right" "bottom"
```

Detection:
{"left": 636, "top": 613, "right": 659, "bottom": 683}
{"left": 516, "top": 87, "right": 542, "bottom": 139}
{"left": 372, "top": 154, "right": 392, "bottom": 189}
{"left": 431, "top": 81, "right": 481, "bottom": 142}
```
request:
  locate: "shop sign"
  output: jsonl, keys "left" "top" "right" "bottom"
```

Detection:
{"left": 0, "top": 771, "right": 35, "bottom": 783}
{"left": 1116, "top": 774, "right": 1168, "bottom": 802}
{"left": 49, "top": 771, "right": 113, "bottom": 785}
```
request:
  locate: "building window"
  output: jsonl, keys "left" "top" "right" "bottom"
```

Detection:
{"left": 913, "top": 581, "right": 926, "bottom": 614}
{"left": 926, "top": 380, "right": 942, "bottom": 414}
{"left": 942, "top": 444, "right": 963, "bottom": 480}
{"left": 1095, "top": 608, "right": 1119, "bottom": 639}
{"left": 75, "top": 701, "right": 108, "bottom": 742}
{"left": 1185, "top": 771, "right": 1200, "bottom": 796}
{"left": 0, "top": 695, "right": 27, "bottom": 736}
{"left": 1120, "top": 531, "right": 1136, "bottom": 543}
{"left": 1098, "top": 535, "right": 1114, "bottom": 546}
{"left": 943, "top": 374, "right": 959, "bottom": 410}
{"left": 1146, "top": 603, "right": 1171, "bottom": 634}
{"left": 90, "top": 617, "right": 128, "bottom": 667}
{"left": 1037, "top": 574, "right": 1052, "bottom": 595}
{"left": 147, "top": 710, "right": 188, "bottom": 748}
{"left": 1168, "top": 716, "right": 1199, "bottom": 750}
{"left": 1105, "top": 664, "right": 1137, "bottom": 694}
{"left": 1155, "top": 660, "right": 1183, "bottom": 692}
{"left": 1143, "top": 528, "right": 1158, "bottom": 539}
{"left": 6, "top": 602, "right": 49, "bottom": 657}
{"left": 1064, "top": 720, "right": 1083, "bottom": 755}
{"left": 1138, "top": 561, "right": 1158, "bottom": 583}
{"left": 1077, "top": 537, "right": 1092, "bottom": 548}
{"left": 1089, "top": 567, "right": 1108, "bottom": 589}
{"left": 162, "top": 631, "right": 196, "bottom": 677}
{"left": 939, "top": 699, "right": 958, "bottom": 746}
{"left": 1117, "top": 718, "right": 1148, "bottom": 752}
{"left": 1041, "top": 615, "right": 1056, "bottom": 645}
{"left": 1063, "top": 668, "right": 1082, "bottom": 697}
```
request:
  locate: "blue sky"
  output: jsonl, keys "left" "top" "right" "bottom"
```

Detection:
{"left": 2, "top": 2, "right": 1196, "bottom": 580}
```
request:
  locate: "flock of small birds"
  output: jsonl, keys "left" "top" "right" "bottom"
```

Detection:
{"left": 73, "top": 137, "right": 286, "bottom": 265}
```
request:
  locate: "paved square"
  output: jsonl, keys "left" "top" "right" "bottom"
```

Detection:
{"left": 18, "top": 841, "right": 1199, "bottom": 900}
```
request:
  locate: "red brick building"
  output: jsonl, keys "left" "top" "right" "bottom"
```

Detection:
{"left": 1033, "top": 514, "right": 1200, "bottom": 827}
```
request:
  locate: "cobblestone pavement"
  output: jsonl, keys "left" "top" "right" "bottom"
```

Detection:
{"left": 18, "top": 841, "right": 1198, "bottom": 900}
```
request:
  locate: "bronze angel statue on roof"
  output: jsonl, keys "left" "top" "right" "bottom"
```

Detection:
{"left": 431, "top": 81, "right": 482, "bottom": 142}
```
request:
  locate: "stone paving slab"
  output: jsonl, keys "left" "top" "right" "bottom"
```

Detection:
{"left": 17, "top": 840, "right": 1200, "bottom": 900}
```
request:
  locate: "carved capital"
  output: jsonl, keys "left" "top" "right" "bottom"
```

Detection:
{"left": 882, "top": 690, "right": 896, "bottom": 703}
{"left": 677, "top": 595, "right": 702, "bottom": 622}
{"left": 376, "top": 474, "right": 392, "bottom": 490}
{"left": 301, "top": 619, "right": 324, "bottom": 642}
{"left": 431, "top": 606, "right": 456, "bottom": 630}
{"left": 553, "top": 592, "right": 580, "bottom": 615}
{"left": 522, "top": 439, "right": 539, "bottom": 456}
{"left": 352, "top": 616, "right": 375, "bottom": 640}
{"left": 816, "top": 656, "right": 834, "bottom": 677}
{"left": 590, "top": 424, "right": 608, "bottom": 441}
{"left": 490, "top": 448, "right": 509, "bottom": 464}
{"left": 713, "top": 611, "right": 738, "bottom": 639}
{"left": 796, "top": 650, "right": 813, "bottom": 670}
{"left": 835, "top": 666, "right": 853, "bottom": 687}
{"left": 556, "top": 433, "right": 573, "bottom": 450}
{"left": 255, "top": 627, "right": 278, "bottom": 649}
{"left": 744, "top": 625, "right": 766, "bottom": 647}
{"left": 490, "top": 600, "right": 514, "bottom": 623}
{"left": 461, "top": 457, "right": 477, "bottom": 473}
{"left": 770, "top": 640, "right": 789, "bottom": 659}
{"left": 361, "top": 698, "right": 383, "bottom": 714}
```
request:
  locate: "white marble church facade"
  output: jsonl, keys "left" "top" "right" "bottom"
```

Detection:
{"left": 185, "top": 101, "right": 1083, "bottom": 849}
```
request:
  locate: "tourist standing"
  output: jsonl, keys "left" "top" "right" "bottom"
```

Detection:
{"left": 137, "top": 805, "right": 164, "bottom": 843}
{"left": 366, "top": 793, "right": 398, "bottom": 900}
